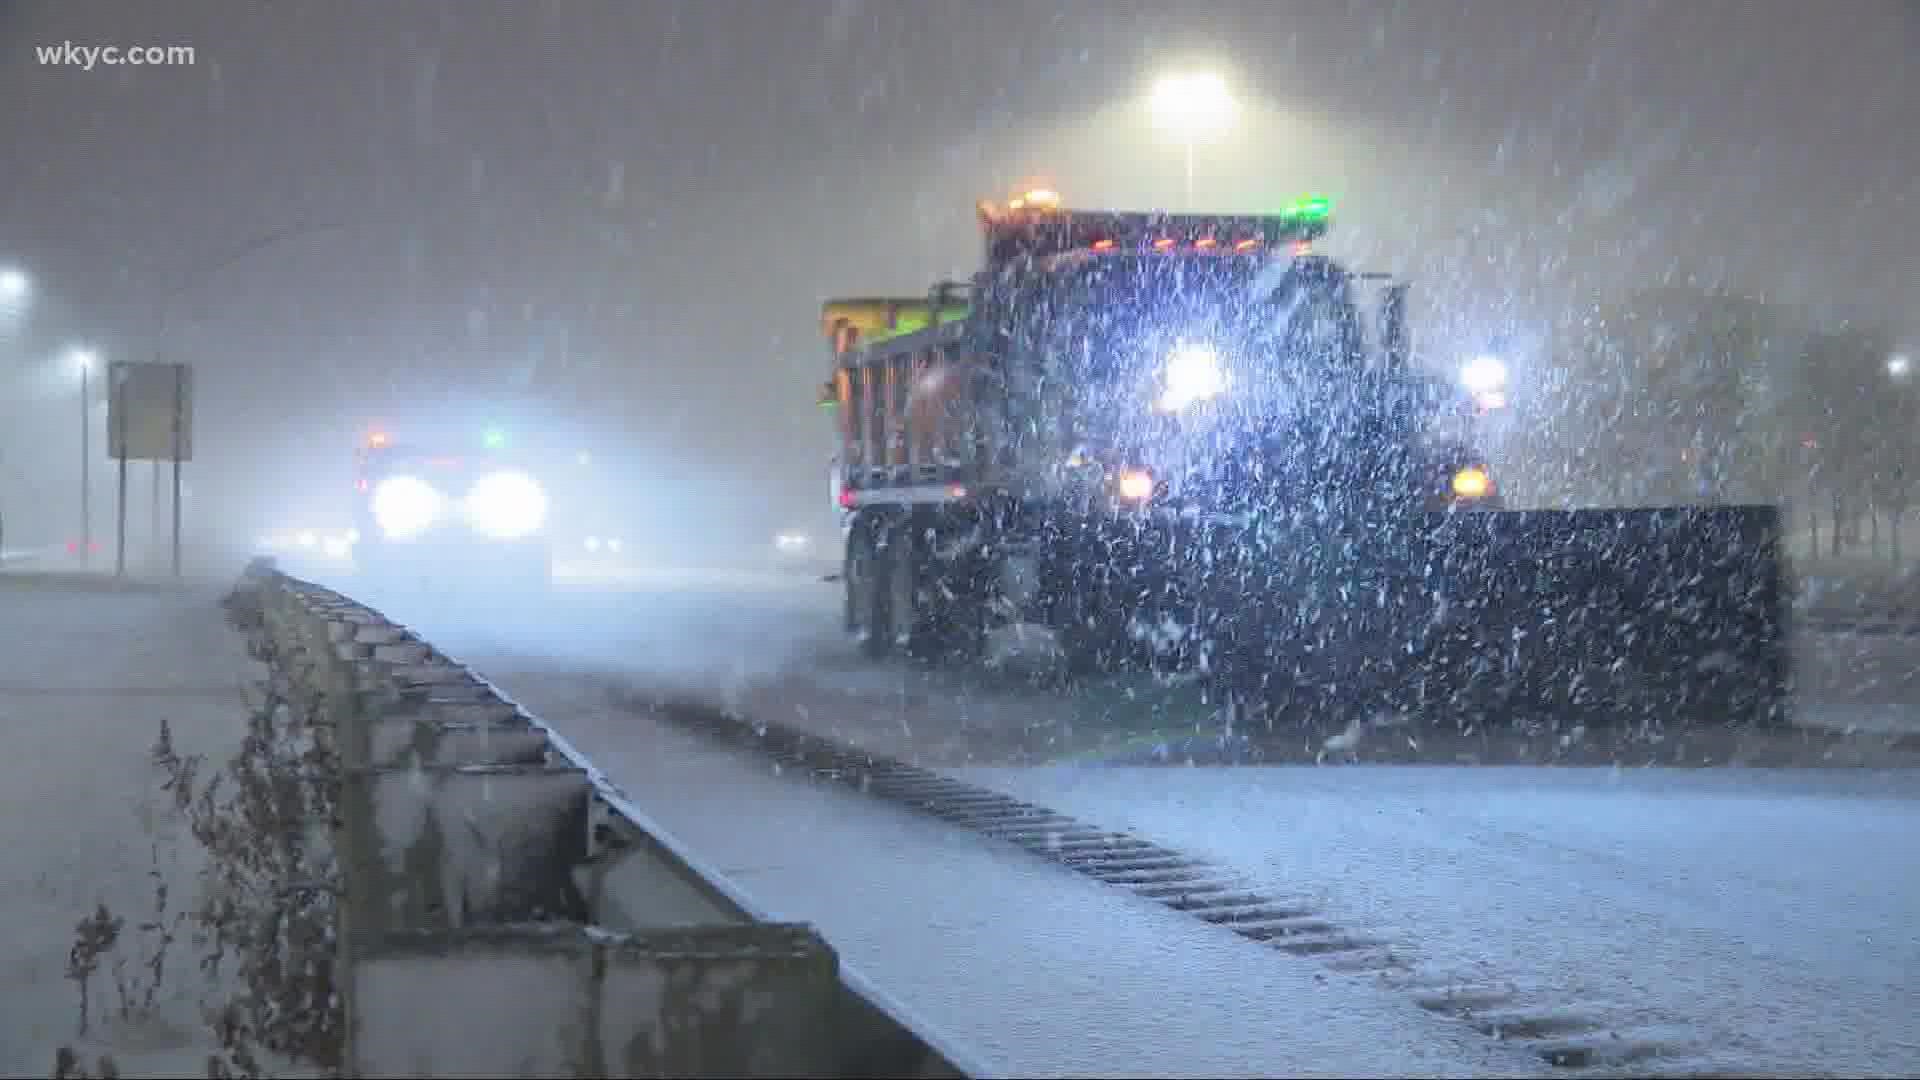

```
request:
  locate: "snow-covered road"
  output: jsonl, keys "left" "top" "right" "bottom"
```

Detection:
{"left": 459, "top": 666, "right": 1551, "bottom": 1078}
{"left": 960, "top": 764, "right": 1920, "bottom": 1077}
{"left": 333, "top": 566, "right": 1920, "bottom": 1076}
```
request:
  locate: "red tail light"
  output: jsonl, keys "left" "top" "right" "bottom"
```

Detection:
{"left": 837, "top": 486, "right": 857, "bottom": 509}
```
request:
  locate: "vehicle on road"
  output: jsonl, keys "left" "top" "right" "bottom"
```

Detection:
{"left": 352, "top": 428, "right": 553, "bottom": 591}
{"left": 817, "top": 191, "right": 1789, "bottom": 731}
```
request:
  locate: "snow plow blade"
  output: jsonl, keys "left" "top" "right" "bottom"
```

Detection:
{"left": 1192, "top": 504, "right": 1792, "bottom": 731}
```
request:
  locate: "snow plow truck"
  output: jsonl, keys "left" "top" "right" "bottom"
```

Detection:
{"left": 818, "top": 191, "right": 1790, "bottom": 731}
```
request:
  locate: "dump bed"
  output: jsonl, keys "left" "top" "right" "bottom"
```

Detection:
{"left": 821, "top": 297, "right": 971, "bottom": 355}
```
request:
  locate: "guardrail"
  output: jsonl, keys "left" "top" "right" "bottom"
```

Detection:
{"left": 225, "top": 558, "right": 980, "bottom": 1079}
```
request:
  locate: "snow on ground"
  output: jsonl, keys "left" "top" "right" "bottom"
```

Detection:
{"left": 954, "top": 764, "right": 1920, "bottom": 1077}
{"left": 0, "top": 572, "right": 262, "bottom": 1077}
{"left": 442, "top": 664, "right": 1550, "bottom": 1078}
{"left": 356, "top": 572, "right": 1920, "bottom": 1074}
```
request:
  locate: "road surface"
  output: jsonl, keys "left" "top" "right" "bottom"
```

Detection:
{"left": 328, "top": 564, "right": 1920, "bottom": 1077}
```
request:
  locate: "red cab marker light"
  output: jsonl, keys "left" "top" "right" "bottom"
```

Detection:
{"left": 1091, "top": 238, "right": 1115, "bottom": 251}
{"left": 837, "top": 486, "right": 857, "bottom": 509}
{"left": 1234, "top": 237, "right": 1261, "bottom": 251}
{"left": 1152, "top": 236, "right": 1177, "bottom": 251}
{"left": 948, "top": 484, "right": 969, "bottom": 499}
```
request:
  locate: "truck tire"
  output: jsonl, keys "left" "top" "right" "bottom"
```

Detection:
{"left": 885, "top": 520, "right": 929, "bottom": 659}
{"left": 844, "top": 518, "right": 892, "bottom": 660}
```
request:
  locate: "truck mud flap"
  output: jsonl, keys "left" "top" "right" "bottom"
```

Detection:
{"left": 1188, "top": 505, "right": 1791, "bottom": 731}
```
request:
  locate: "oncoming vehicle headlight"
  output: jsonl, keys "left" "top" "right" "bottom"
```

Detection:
{"left": 1450, "top": 465, "right": 1493, "bottom": 500}
{"left": 465, "top": 469, "right": 548, "bottom": 539}
{"left": 371, "top": 475, "right": 443, "bottom": 540}
{"left": 1158, "top": 343, "right": 1226, "bottom": 412}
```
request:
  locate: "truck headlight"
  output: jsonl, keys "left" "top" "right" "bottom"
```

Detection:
{"left": 1158, "top": 343, "right": 1226, "bottom": 412}
{"left": 1450, "top": 465, "right": 1493, "bottom": 499}
{"left": 1116, "top": 468, "right": 1155, "bottom": 501}
{"left": 371, "top": 475, "right": 443, "bottom": 540}
{"left": 1460, "top": 354, "right": 1508, "bottom": 409}
{"left": 465, "top": 469, "right": 548, "bottom": 539}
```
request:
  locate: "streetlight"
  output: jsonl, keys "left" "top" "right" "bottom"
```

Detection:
{"left": 0, "top": 267, "right": 28, "bottom": 305}
{"left": 70, "top": 347, "right": 98, "bottom": 565}
{"left": 1888, "top": 353, "right": 1911, "bottom": 380}
{"left": 1149, "top": 71, "right": 1235, "bottom": 210}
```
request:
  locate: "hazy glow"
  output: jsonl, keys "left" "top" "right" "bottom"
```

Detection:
{"left": 1149, "top": 72, "right": 1235, "bottom": 136}
{"left": 464, "top": 469, "right": 548, "bottom": 539}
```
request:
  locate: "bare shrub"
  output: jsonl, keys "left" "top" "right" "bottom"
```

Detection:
{"left": 49, "top": 1046, "right": 120, "bottom": 1079}
{"left": 55, "top": 598, "right": 346, "bottom": 1078}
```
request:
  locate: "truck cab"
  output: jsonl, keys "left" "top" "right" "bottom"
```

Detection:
{"left": 352, "top": 428, "right": 553, "bottom": 591}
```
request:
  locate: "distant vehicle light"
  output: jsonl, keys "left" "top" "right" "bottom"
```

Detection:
{"left": 372, "top": 474, "right": 443, "bottom": 540}
{"left": 297, "top": 530, "right": 318, "bottom": 548}
{"left": 1117, "top": 468, "right": 1155, "bottom": 501}
{"left": 1451, "top": 466, "right": 1493, "bottom": 500}
{"left": 585, "top": 536, "right": 603, "bottom": 553}
{"left": 775, "top": 531, "right": 811, "bottom": 552}
{"left": 606, "top": 537, "right": 623, "bottom": 553}
{"left": 367, "top": 431, "right": 390, "bottom": 449}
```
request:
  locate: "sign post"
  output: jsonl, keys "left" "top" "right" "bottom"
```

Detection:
{"left": 107, "top": 361, "right": 194, "bottom": 579}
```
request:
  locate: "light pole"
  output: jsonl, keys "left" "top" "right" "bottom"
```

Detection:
{"left": 1149, "top": 71, "right": 1235, "bottom": 210}
{"left": 132, "top": 220, "right": 351, "bottom": 579}
{"left": 0, "top": 267, "right": 29, "bottom": 306}
{"left": 71, "top": 348, "right": 97, "bottom": 565}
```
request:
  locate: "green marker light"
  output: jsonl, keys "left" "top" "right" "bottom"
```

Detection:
{"left": 1282, "top": 195, "right": 1333, "bottom": 221}
{"left": 482, "top": 427, "right": 507, "bottom": 449}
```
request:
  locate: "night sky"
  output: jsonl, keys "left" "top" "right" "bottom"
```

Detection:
{"left": 1, "top": 0, "right": 1914, "bottom": 535}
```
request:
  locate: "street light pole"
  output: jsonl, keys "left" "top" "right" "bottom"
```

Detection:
{"left": 135, "top": 220, "right": 350, "bottom": 579}
{"left": 1149, "top": 71, "right": 1233, "bottom": 213}
{"left": 1184, "top": 139, "right": 1195, "bottom": 210}
{"left": 79, "top": 362, "right": 90, "bottom": 565}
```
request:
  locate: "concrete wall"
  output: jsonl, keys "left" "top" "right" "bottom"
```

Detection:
{"left": 230, "top": 559, "right": 979, "bottom": 1079}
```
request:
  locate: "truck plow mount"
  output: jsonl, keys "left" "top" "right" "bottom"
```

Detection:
{"left": 1054, "top": 504, "right": 1791, "bottom": 732}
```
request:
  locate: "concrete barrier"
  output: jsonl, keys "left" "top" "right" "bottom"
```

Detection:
{"left": 226, "top": 558, "right": 980, "bottom": 1079}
